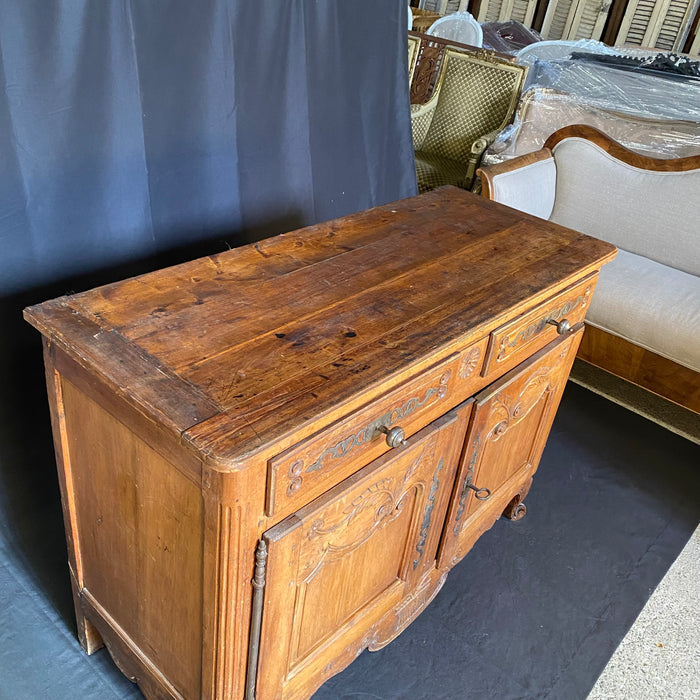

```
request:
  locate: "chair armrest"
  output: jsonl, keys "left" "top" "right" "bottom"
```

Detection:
{"left": 464, "top": 130, "right": 503, "bottom": 189}
{"left": 411, "top": 100, "right": 437, "bottom": 150}
{"left": 477, "top": 148, "right": 557, "bottom": 220}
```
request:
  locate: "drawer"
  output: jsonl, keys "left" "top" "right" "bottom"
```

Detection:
{"left": 482, "top": 273, "right": 597, "bottom": 378}
{"left": 266, "top": 340, "right": 486, "bottom": 518}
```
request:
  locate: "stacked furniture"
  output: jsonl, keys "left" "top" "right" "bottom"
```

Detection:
{"left": 484, "top": 86, "right": 700, "bottom": 163}
{"left": 478, "top": 124, "right": 700, "bottom": 412}
{"left": 412, "top": 46, "right": 527, "bottom": 191}
{"left": 483, "top": 45, "right": 700, "bottom": 166}
{"left": 426, "top": 11, "right": 484, "bottom": 45}
{"left": 409, "top": 30, "right": 510, "bottom": 105}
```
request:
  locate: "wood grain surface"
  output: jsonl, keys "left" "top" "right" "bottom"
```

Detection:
{"left": 25, "top": 187, "right": 615, "bottom": 470}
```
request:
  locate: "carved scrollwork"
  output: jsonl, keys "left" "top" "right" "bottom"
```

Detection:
{"left": 283, "top": 378, "right": 449, "bottom": 501}
{"left": 413, "top": 459, "right": 443, "bottom": 570}
{"left": 453, "top": 432, "right": 481, "bottom": 535}
{"left": 286, "top": 460, "right": 304, "bottom": 496}
{"left": 511, "top": 292, "right": 590, "bottom": 352}
{"left": 496, "top": 287, "right": 590, "bottom": 362}
{"left": 486, "top": 369, "right": 553, "bottom": 441}
{"left": 459, "top": 346, "right": 481, "bottom": 379}
{"left": 302, "top": 450, "right": 429, "bottom": 580}
{"left": 369, "top": 568, "right": 448, "bottom": 650}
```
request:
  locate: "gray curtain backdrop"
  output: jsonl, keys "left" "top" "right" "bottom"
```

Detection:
{"left": 0, "top": 5, "right": 416, "bottom": 692}
{"left": 0, "top": 0, "right": 416, "bottom": 296}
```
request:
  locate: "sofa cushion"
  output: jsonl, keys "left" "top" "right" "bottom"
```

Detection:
{"left": 549, "top": 138, "right": 700, "bottom": 277}
{"left": 586, "top": 249, "right": 700, "bottom": 373}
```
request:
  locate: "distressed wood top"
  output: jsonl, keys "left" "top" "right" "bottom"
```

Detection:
{"left": 25, "top": 187, "right": 616, "bottom": 468}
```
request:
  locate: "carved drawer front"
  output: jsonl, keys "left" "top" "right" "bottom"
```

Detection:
{"left": 482, "top": 273, "right": 596, "bottom": 378}
{"left": 441, "top": 329, "right": 583, "bottom": 569}
{"left": 254, "top": 403, "right": 472, "bottom": 700}
{"left": 266, "top": 342, "right": 485, "bottom": 518}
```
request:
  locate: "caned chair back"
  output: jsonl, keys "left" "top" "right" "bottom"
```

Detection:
{"left": 421, "top": 48, "right": 526, "bottom": 163}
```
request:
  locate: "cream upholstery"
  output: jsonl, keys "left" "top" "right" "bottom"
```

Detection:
{"left": 588, "top": 250, "right": 700, "bottom": 373}
{"left": 550, "top": 138, "right": 700, "bottom": 277}
{"left": 488, "top": 156, "right": 556, "bottom": 219}
{"left": 478, "top": 126, "right": 700, "bottom": 377}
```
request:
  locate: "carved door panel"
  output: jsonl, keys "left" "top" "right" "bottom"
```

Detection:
{"left": 254, "top": 401, "right": 472, "bottom": 700}
{"left": 440, "top": 329, "right": 583, "bottom": 569}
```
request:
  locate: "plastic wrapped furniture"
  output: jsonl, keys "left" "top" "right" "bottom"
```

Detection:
{"left": 427, "top": 12, "right": 484, "bottom": 47}
{"left": 515, "top": 39, "right": 618, "bottom": 68}
{"left": 481, "top": 20, "right": 542, "bottom": 54}
{"left": 412, "top": 47, "right": 527, "bottom": 191}
{"left": 520, "top": 54, "right": 700, "bottom": 119}
{"left": 483, "top": 86, "right": 700, "bottom": 165}
{"left": 478, "top": 124, "right": 700, "bottom": 413}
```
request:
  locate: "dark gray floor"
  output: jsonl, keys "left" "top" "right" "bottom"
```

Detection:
{"left": 1, "top": 373, "right": 699, "bottom": 699}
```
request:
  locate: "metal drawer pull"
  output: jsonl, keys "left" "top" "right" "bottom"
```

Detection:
{"left": 377, "top": 425, "right": 408, "bottom": 449}
{"left": 467, "top": 483, "right": 491, "bottom": 500}
{"left": 548, "top": 318, "right": 572, "bottom": 335}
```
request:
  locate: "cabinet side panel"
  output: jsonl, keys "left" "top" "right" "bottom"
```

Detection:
{"left": 60, "top": 377, "right": 203, "bottom": 699}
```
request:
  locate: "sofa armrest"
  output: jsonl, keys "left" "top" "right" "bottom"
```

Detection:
{"left": 477, "top": 148, "right": 557, "bottom": 220}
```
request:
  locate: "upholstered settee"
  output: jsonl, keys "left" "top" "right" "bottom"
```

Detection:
{"left": 478, "top": 124, "right": 700, "bottom": 413}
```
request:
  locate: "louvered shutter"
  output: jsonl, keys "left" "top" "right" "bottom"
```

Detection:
{"left": 419, "top": 0, "right": 470, "bottom": 12}
{"left": 616, "top": 0, "right": 699, "bottom": 51}
{"left": 689, "top": 19, "right": 700, "bottom": 54}
{"left": 476, "top": 0, "right": 539, "bottom": 26}
{"left": 541, "top": 0, "right": 612, "bottom": 40}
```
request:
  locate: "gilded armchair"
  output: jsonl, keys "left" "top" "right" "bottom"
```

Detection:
{"left": 412, "top": 47, "right": 527, "bottom": 191}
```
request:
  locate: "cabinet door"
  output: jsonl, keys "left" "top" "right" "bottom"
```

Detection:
{"left": 253, "top": 402, "right": 472, "bottom": 700}
{"left": 440, "top": 329, "right": 582, "bottom": 569}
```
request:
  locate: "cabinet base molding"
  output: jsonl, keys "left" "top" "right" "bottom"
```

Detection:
{"left": 78, "top": 589, "right": 185, "bottom": 700}
{"left": 369, "top": 567, "right": 449, "bottom": 651}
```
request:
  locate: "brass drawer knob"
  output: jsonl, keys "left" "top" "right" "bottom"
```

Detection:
{"left": 467, "top": 483, "right": 491, "bottom": 500}
{"left": 377, "top": 425, "right": 408, "bottom": 449}
{"left": 548, "top": 318, "right": 571, "bottom": 335}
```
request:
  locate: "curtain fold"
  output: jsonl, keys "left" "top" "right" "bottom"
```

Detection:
{"left": 0, "top": 0, "right": 416, "bottom": 296}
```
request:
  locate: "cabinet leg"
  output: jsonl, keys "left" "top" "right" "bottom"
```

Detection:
{"left": 502, "top": 479, "right": 532, "bottom": 522}
{"left": 70, "top": 568, "right": 104, "bottom": 654}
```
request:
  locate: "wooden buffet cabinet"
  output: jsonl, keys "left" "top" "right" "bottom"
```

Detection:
{"left": 24, "top": 187, "right": 616, "bottom": 700}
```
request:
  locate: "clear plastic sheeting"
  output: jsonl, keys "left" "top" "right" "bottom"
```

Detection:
{"left": 426, "top": 11, "right": 483, "bottom": 47}
{"left": 516, "top": 39, "right": 619, "bottom": 68}
{"left": 484, "top": 46, "right": 700, "bottom": 165}
{"left": 521, "top": 57, "right": 700, "bottom": 121}
{"left": 483, "top": 87, "right": 700, "bottom": 166}
{"left": 481, "top": 20, "right": 542, "bottom": 55}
